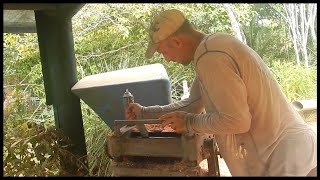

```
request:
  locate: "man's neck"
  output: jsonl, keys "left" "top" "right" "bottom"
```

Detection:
{"left": 189, "top": 30, "right": 206, "bottom": 52}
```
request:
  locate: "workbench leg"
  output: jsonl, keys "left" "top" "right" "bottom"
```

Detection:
{"left": 204, "top": 138, "right": 220, "bottom": 176}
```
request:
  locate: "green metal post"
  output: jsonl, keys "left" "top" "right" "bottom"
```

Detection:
{"left": 35, "top": 10, "right": 88, "bottom": 175}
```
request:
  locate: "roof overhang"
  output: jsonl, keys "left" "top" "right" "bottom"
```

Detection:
{"left": 3, "top": 3, "right": 85, "bottom": 33}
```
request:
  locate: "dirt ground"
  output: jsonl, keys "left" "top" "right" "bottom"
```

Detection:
{"left": 214, "top": 117, "right": 317, "bottom": 177}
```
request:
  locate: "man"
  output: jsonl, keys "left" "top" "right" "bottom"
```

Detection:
{"left": 126, "top": 9, "right": 317, "bottom": 176}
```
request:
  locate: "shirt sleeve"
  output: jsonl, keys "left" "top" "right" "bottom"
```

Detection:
{"left": 186, "top": 52, "right": 252, "bottom": 135}
{"left": 141, "top": 77, "right": 205, "bottom": 119}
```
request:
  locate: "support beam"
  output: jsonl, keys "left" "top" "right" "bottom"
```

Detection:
{"left": 3, "top": 10, "right": 37, "bottom": 33}
{"left": 35, "top": 10, "right": 88, "bottom": 175}
{"left": 3, "top": 3, "right": 57, "bottom": 10}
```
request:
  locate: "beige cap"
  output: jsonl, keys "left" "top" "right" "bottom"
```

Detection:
{"left": 145, "top": 9, "right": 186, "bottom": 59}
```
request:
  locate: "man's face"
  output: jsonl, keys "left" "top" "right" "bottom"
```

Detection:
{"left": 156, "top": 37, "right": 193, "bottom": 66}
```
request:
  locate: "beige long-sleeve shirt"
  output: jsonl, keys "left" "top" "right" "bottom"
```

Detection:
{"left": 141, "top": 33, "right": 317, "bottom": 176}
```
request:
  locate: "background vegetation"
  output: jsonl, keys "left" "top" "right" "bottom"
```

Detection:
{"left": 3, "top": 3, "right": 317, "bottom": 176}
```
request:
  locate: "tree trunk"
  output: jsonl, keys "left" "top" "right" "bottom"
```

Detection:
{"left": 308, "top": 4, "right": 317, "bottom": 44}
{"left": 284, "top": 4, "right": 300, "bottom": 65}
{"left": 299, "top": 4, "right": 309, "bottom": 67}
{"left": 307, "top": 4, "right": 317, "bottom": 66}
{"left": 223, "top": 4, "right": 247, "bottom": 44}
{"left": 284, "top": 3, "right": 316, "bottom": 67}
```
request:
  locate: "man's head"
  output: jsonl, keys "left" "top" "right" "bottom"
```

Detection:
{"left": 145, "top": 9, "right": 200, "bottom": 65}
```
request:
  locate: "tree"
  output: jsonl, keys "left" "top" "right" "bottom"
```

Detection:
{"left": 223, "top": 3, "right": 247, "bottom": 44}
{"left": 284, "top": 3, "right": 317, "bottom": 67}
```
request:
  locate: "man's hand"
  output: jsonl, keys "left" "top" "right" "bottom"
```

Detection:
{"left": 126, "top": 103, "right": 142, "bottom": 120}
{"left": 159, "top": 111, "right": 187, "bottom": 134}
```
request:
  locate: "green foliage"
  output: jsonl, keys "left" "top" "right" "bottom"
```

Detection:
{"left": 233, "top": 4, "right": 257, "bottom": 26}
{"left": 3, "top": 86, "right": 50, "bottom": 124}
{"left": 243, "top": 4, "right": 295, "bottom": 65}
{"left": 81, "top": 102, "right": 112, "bottom": 176}
{"left": 270, "top": 61, "right": 317, "bottom": 101}
{"left": 3, "top": 120, "right": 88, "bottom": 176}
{"left": 4, "top": 33, "right": 40, "bottom": 85}
{"left": 185, "top": 4, "right": 232, "bottom": 33}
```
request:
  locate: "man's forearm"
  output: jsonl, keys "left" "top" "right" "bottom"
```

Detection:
{"left": 141, "top": 97, "right": 204, "bottom": 119}
{"left": 185, "top": 112, "right": 251, "bottom": 135}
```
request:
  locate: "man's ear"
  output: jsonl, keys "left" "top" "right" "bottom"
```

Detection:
{"left": 170, "top": 37, "right": 183, "bottom": 48}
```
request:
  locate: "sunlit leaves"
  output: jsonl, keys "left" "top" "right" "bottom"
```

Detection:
{"left": 270, "top": 61, "right": 317, "bottom": 101}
